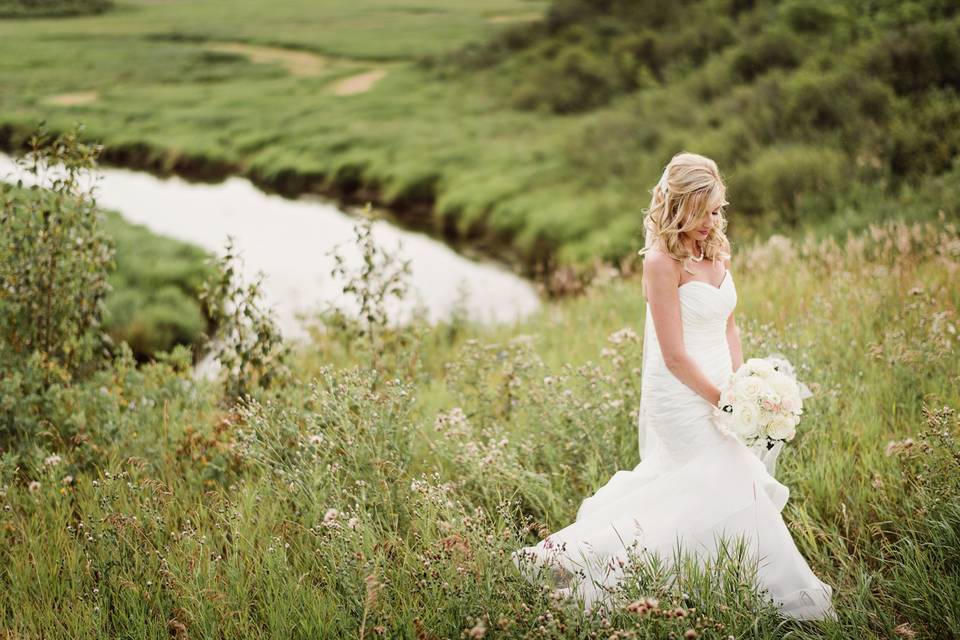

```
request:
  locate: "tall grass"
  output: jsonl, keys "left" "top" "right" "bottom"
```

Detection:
{"left": 2, "top": 213, "right": 957, "bottom": 638}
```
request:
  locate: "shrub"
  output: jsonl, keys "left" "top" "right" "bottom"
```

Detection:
{"left": 0, "top": 125, "right": 115, "bottom": 447}
{"left": 863, "top": 19, "right": 960, "bottom": 96}
{"left": 729, "top": 145, "right": 846, "bottom": 225}
{"left": 730, "top": 28, "right": 804, "bottom": 83}
{"left": 320, "top": 204, "right": 414, "bottom": 373}
{"left": 198, "top": 237, "right": 291, "bottom": 405}
{"left": 0, "top": 0, "right": 112, "bottom": 18}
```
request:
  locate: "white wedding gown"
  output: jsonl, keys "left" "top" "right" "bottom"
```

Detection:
{"left": 511, "top": 270, "right": 835, "bottom": 619}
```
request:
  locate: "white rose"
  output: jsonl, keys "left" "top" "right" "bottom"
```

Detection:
{"left": 733, "top": 401, "right": 762, "bottom": 437}
{"left": 781, "top": 394, "right": 801, "bottom": 413}
{"left": 765, "top": 413, "right": 797, "bottom": 441}
{"left": 768, "top": 372, "right": 796, "bottom": 399}
{"left": 745, "top": 357, "right": 775, "bottom": 377}
{"left": 767, "top": 355, "right": 796, "bottom": 377}
{"left": 735, "top": 376, "right": 765, "bottom": 401}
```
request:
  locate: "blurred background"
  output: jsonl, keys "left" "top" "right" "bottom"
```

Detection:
{"left": 2, "top": 0, "right": 957, "bottom": 359}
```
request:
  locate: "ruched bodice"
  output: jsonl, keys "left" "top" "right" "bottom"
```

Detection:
{"left": 638, "top": 270, "right": 737, "bottom": 463}
{"left": 512, "top": 267, "right": 836, "bottom": 620}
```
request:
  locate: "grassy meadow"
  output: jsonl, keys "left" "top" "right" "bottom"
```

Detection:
{"left": 2, "top": 215, "right": 958, "bottom": 638}
{"left": 2, "top": 1, "right": 960, "bottom": 637}
{"left": 2, "top": 0, "right": 958, "bottom": 276}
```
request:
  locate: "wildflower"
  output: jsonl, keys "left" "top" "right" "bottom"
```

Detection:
{"left": 885, "top": 438, "right": 915, "bottom": 456}
{"left": 608, "top": 327, "right": 638, "bottom": 344}
{"left": 348, "top": 517, "right": 359, "bottom": 530}
{"left": 323, "top": 508, "right": 340, "bottom": 528}
{"left": 626, "top": 600, "right": 648, "bottom": 614}
{"left": 44, "top": 454, "right": 62, "bottom": 467}
{"left": 28, "top": 481, "right": 40, "bottom": 492}
{"left": 684, "top": 630, "right": 699, "bottom": 640}
{"left": 308, "top": 434, "right": 323, "bottom": 445}
{"left": 468, "top": 620, "right": 486, "bottom": 639}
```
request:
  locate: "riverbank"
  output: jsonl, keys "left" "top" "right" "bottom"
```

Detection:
{"left": 0, "top": 122, "right": 545, "bottom": 287}
{"left": 3, "top": 0, "right": 957, "bottom": 294}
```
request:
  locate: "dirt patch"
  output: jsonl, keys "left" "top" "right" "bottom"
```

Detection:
{"left": 331, "top": 69, "right": 387, "bottom": 96}
{"left": 44, "top": 91, "right": 99, "bottom": 106}
{"left": 203, "top": 42, "right": 329, "bottom": 77}
{"left": 487, "top": 12, "right": 543, "bottom": 24}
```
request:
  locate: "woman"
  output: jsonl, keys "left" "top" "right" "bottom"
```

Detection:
{"left": 511, "top": 152, "right": 835, "bottom": 620}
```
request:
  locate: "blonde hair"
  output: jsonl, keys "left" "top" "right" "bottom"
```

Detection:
{"left": 638, "top": 151, "right": 732, "bottom": 274}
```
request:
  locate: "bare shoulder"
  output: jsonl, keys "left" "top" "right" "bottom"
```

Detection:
{"left": 642, "top": 248, "right": 679, "bottom": 298}
{"left": 642, "top": 248, "right": 678, "bottom": 282}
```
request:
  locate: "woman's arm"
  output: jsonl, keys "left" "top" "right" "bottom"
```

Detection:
{"left": 723, "top": 256, "right": 743, "bottom": 372}
{"left": 644, "top": 253, "right": 723, "bottom": 406}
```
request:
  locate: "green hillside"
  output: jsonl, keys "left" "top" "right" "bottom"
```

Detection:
{"left": 1, "top": 0, "right": 957, "bottom": 279}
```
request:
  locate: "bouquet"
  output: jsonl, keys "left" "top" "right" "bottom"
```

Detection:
{"left": 712, "top": 354, "right": 813, "bottom": 450}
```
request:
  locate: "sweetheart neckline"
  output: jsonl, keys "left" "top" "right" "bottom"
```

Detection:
{"left": 678, "top": 269, "right": 730, "bottom": 291}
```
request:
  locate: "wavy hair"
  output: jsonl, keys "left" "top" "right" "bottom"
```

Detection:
{"left": 638, "top": 152, "right": 732, "bottom": 274}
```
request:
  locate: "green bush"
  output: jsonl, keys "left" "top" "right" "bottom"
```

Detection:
{"left": 198, "top": 237, "right": 291, "bottom": 405}
{"left": 729, "top": 145, "right": 847, "bottom": 225}
{"left": 0, "top": 0, "right": 112, "bottom": 18}
{"left": 101, "top": 211, "right": 213, "bottom": 360}
{"left": 780, "top": 0, "right": 845, "bottom": 33}
{"left": 863, "top": 19, "right": 960, "bottom": 95}
{"left": 103, "top": 285, "right": 206, "bottom": 361}
{"left": 730, "top": 28, "right": 804, "bottom": 83}
{"left": 0, "top": 126, "right": 114, "bottom": 449}
{"left": 883, "top": 87, "right": 960, "bottom": 181}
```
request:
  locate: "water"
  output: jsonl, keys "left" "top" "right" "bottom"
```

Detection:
{"left": 0, "top": 152, "right": 541, "bottom": 342}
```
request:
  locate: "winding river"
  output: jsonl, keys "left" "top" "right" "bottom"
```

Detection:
{"left": 0, "top": 153, "right": 541, "bottom": 342}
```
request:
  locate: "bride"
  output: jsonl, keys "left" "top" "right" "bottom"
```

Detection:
{"left": 511, "top": 152, "right": 835, "bottom": 620}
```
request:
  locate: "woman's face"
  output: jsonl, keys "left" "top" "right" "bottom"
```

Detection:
{"left": 689, "top": 195, "right": 726, "bottom": 242}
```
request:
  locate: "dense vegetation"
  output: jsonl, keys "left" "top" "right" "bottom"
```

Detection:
{"left": 2, "top": 194, "right": 958, "bottom": 636}
{"left": 438, "top": 0, "right": 960, "bottom": 260}
{"left": 0, "top": 0, "right": 112, "bottom": 18}
{"left": 0, "top": 141, "right": 214, "bottom": 362}
{"left": 102, "top": 209, "right": 213, "bottom": 361}
{"left": 1, "top": 0, "right": 957, "bottom": 278}
{"left": 2, "top": 3, "right": 960, "bottom": 636}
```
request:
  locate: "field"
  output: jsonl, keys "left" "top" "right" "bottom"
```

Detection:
{"left": 2, "top": 0, "right": 957, "bottom": 275}
{"left": 2, "top": 1, "right": 960, "bottom": 637}
{"left": 1, "top": 215, "right": 958, "bottom": 638}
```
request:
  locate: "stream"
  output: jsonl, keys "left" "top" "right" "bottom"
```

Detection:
{"left": 0, "top": 152, "right": 541, "bottom": 344}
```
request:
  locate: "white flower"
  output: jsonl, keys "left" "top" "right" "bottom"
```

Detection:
{"left": 28, "top": 480, "right": 41, "bottom": 492}
{"left": 745, "top": 357, "right": 776, "bottom": 377}
{"left": 768, "top": 372, "right": 796, "bottom": 400}
{"left": 608, "top": 327, "right": 638, "bottom": 344}
{"left": 733, "top": 401, "right": 761, "bottom": 436}
{"left": 765, "top": 413, "right": 797, "bottom": 441}
{"left": 43, "top": 454, "right": 62, "bottom": 467}
{"left": 734, "top": 376, "right": 766, "bottom": 401}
